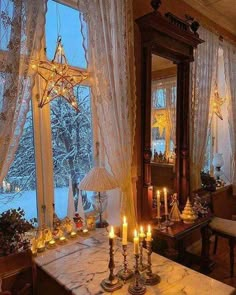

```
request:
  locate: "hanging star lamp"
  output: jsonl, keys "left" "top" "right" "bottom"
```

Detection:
{"left": 32, "top": 36, "right": 88, "bottom": 112}
{"left": 212, "top": 88, "right": 225, "bottom": 120}
{"left": 152, "top": 111, "right": 168, "bottom": 136}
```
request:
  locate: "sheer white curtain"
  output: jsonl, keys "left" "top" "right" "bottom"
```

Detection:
{"left": 223, "top": 41, "right": 236, "bottom": 193}
{"left": 78, "top": 0, "right": 137, "bottom": 230}
{"left": 0, "top": 0, "right": 46, "bottom": 183}
{"left": 190, "top": 27, "right": 219, "bottom": 191}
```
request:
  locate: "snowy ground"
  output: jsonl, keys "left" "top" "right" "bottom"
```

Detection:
{"left": 0, "top": 187, "right": 93, "bottom": 221}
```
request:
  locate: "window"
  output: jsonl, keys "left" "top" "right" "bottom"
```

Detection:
{"left": 0, "top": 104, "right": 37, "bottom": 221}
{"left": 0, "top": 0, "right": 93, "bottom": 224}
{"left": 203, "top": 48, "right": 231, "bottom": 183}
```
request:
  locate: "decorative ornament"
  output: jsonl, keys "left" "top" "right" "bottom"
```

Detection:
{"left": 152, "top": 111, "right": 168, "bottom": 136}
{"left": 180, "top": 198, "right": 197, "bottom": 224}
{"left": 212, "top": 89, "right": 225, "bottom": 120}
{"left": 169, "top": 193, "right": 181, "bottom": 222}
{"left": 32, "top": 36, "right": 88, "bottom": 111}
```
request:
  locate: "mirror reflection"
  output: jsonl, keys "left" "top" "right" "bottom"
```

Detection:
{"left": 151, "top": 54, "right": 177, "bottom": 192}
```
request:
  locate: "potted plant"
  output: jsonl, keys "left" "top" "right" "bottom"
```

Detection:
{"left": 0, "top": 208, "right": 34, "bottom": 257}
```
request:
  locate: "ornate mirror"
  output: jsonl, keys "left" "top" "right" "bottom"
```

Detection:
{"left": 136, "top": 1, "right": 203, "bottom": 222}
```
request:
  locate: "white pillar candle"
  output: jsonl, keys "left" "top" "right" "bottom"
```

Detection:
{"left": 164, "top": 187, "right": 168, "bottom": 215}
{"left": 122, "top": 216, "right": 128, "bottom": 245}
{"left": 139, "top": 225, "right": 146, "bottom": 238}
{"left": 109, "top": 226, "right": 115, "bottom": 239}
{"left": 146, "top": 225, "right": 152, "bottom": 241}
{"left": 157, "top": 190, "right": 161, "bottom": 218}
{"left": 133, "top": 229, "right": 139, "bottom": 254}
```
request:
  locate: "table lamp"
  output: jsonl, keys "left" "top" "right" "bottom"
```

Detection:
{"left": 78, "top": 167, "right": 118, "bottom": 228}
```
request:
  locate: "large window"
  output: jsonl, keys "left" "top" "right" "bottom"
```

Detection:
{"left": 0, "top": 0, "right": 93, "bottom": 224}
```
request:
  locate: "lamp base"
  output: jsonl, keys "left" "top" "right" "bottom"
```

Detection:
{"left": 96, "top": 220, "right": 109, "bottom": 228}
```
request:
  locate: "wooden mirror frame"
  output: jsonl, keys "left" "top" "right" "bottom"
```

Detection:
{"left": 136, "top": 1, "right": 203, "bottom": 221}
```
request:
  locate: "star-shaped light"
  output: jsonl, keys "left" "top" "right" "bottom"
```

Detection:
{"left": 152, "top": 111, "right": 168, "bottom": 136}
{"left": 32, "top": 36, "right": 88, "bottom": 112}
{"left": 212, "top": 89, "right": 225, "bottom": 120}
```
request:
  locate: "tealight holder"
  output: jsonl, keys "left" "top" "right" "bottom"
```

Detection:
{"left": 128, "top": 253, "right": 146, "bottom": 295}
{"left": 101, "top": 237, "right": 122, "bottom": 292}
{"left": 69, "top": 231, "right": 77, "bottom": 239}
{"left": 58, "top": 236, "right": 67, "bottom": 245}
{"left": 48, "top": 239, "right": 57, "bottom": 249}
{"left": 143, "top": 238, "right": 160, "bottom": 285}
{"left": 118, "top": 244, "right": 133, "bottom": 281}
{"left": 139, "top": 236, "right": 148, "bottom": 271}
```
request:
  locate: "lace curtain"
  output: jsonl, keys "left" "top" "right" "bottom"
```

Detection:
{"left": 223, "top": 41, "right": 236, "bottom": 193}
{"left": 78, "top": 0, "right": 137, "bottom": 230}
{"left": 190, "top": 27, "right": 219, "bottom": 191}
{"left": 0, "top": 0, "right": 46, "bottom": 183}
{"left": 152, "top": 77, "right": 176, "bottom": 150}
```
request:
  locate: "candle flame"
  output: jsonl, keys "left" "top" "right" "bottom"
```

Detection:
{"left": 123, "top": 216, "right": 127, "bottom": 224}
{"left": 110, "top": 226, "right": 114, "bottom": 235}
{"left": 148, "top": 225, "right": 151, "bottom": 233}
{"left": 134, "top": 229, "right": 138, "bottom": 237}
{"left": 163, "top": 187, "right": 167, "bottom": 193}
{"left": 140, "top": 226, "right": 144, "bottom": 233}
{"left": 157, "top": 190, "right": 160, "bottom": 196}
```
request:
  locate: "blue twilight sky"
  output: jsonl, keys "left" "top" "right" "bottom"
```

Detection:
{"left": 46, "top": 0, "right": 87, "bottom": 69}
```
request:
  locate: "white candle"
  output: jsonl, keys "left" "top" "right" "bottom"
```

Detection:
{"left": 133, "top": 229, "right": 139, "bottom": 254}
{"left": 146, "top": 225, "right": 152, "bottom": 241}
{"left": 122, "top": 216, "right": 128, "bottom": 245}
{"left": 157, "top": 190, "right": 160, "bottom": 218}
{"left": 164, "top": 187, "right": 168, "bottom": 215}
{"left": 109, "top": 226, "right": 115, "bottom": 239}
{"left": 139, "top": 226, "right": 146, "bottom": 238}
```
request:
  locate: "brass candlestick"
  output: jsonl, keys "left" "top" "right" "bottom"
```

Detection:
{"left": 143, "top": 239, "right": 160, "bottom": 285}
{"left": 162, "top": 214, "right": 173, "bottom": 227}
{"left": 156, "top": 216, "right": 166, "bottom": 230}
{"left": 128, "top": 254, "right": 146, "bottom": 295}
{"left": 101, "top": 238, "right": 122, "bottom": 292}
{"left": 118, "top": 244, "right": 133, "bottom": 281}
{"left": 139, "top": 237, "right": 148, "bottom": 271}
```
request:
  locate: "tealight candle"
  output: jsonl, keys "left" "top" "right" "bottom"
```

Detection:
{"left": 157, "top": 190, "right": 161, "bottom": 218}
{"left": 133, "top": 229, "right": 139, "bottom": 254}
{"left": 70, "top": 231, "right": 77, "bottom": 238}
{"left": 139, "top": 225, "right": 146, "bottom": 238}
{"left": 59, "top": 236, "right": 66, "bottom": 244}
{"left": 49, "top": 239, "right": 56, "bottom": 245}
{"left": 164, "top": 187, "right": 168, "bottom": 215}
{"left": 82, "top": 228, "right": 89, "bottom": 234}
{"left": 122, "top": 216, "right": 128, "bottom": 245}
{"left": 146, "top": 225, "right": 152, "bottom": 241}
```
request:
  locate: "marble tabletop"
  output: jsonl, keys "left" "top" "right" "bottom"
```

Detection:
{"left": 35, "top": 229, "right": 236, "bottom": 295}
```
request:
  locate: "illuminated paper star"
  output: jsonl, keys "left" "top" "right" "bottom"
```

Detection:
{"left": 152, "top": 111, "right": 168, "bottom": 136}
{"left": 212, "top": 89, "right": 225, "bottom": 120}
{"left": 32, "top": 37, "right": 88, "bottom": 112}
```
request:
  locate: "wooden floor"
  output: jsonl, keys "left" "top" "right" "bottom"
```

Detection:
{"left": 191, "top": 237, "right": 236, "bottom": 289}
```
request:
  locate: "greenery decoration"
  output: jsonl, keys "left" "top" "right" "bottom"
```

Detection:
{"left": 0, "top": 208, "right": 35, "bottom": 257}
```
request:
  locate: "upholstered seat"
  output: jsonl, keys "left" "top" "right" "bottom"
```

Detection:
{"left": 209, "top": 217, "right": 236, "bottom": 277}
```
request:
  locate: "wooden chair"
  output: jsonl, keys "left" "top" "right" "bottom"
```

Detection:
{"left": 209, "top": 217, "right": 236, "bottom": 277}
{"left": 0, "top": 251, "right": 36, "bottom": 295}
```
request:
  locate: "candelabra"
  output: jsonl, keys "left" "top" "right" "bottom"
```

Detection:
{"left": 101, "top": 238, "right": 122, "bottom": 292}
{"left": 143, "top": 239, "right": 160, "bottom": 285}
{"left": 128, "top": 254, "right": 146, "bottom": 295}
{"left": 118, "top": 244, "right": 133, "bottom": 281}
{"left": 139, "top": 237, "right": 148, "bottom": 271}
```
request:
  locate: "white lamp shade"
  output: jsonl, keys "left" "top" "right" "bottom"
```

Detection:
{"left": 78, "top": 167, "right": 118, "bottom": 192}
{"left": 212, "top": 153, "right": 224, "bottom": 168}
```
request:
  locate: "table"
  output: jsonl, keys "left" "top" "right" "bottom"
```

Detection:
{"left": 153, "top": 215, "right": 213, "bottom": 272}
{"left": 35, "top": 229, "right": 236, "bottom": 295}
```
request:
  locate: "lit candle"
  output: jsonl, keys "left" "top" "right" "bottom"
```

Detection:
{"left": 146, "top": 225, "right": 152, "bottom": 241}
{"left": 109, "top": 226, "right": 115, "bottom": 239}
{"left": 157, "top": 190, "right": 161, "bottom": 218}
{"left": 164, "top": 187, "right": 168, "bottom": 215}
{"left": 70, "top": 231, "right": 77, "bottom": 238}
{"left": 133, "top": 229, "right": 139, "bottom": 254}
{"left": 82, "top": 228, "right": 89, "bottom": 234}
{"left": 122, "top": 216, "right": 128, "bottom": 245}
{"left": 59, "top": 236, "right": 66, "bottom": 244}
{"left": 139, "top": 226, "right": 146, "bottom": 238}
{"left": 49, "top": 239, "right": 56, "bottom": 245}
